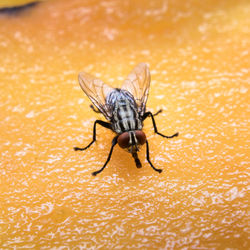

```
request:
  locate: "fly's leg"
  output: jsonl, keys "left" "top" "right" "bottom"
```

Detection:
{"left": 90, "top": 104, "right": 101, "bottom": 113}
{"left": 153, "top": 109, "right": 163, "bottom": 116}
{"left": 142, "top": 111, "right": 179, "bottom": 138}
{"left": 92, "top": 136, "right": 118, "bottom": 176}
{"left": 74, "top": 120, "right": 112, "bottom": 151}
{"left": 146, "top": 140, "right": 162, "bottom": 173}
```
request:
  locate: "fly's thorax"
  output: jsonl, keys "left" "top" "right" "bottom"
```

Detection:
{"left": 107, "top": 89, "right": 143, "bottom": 134}
{"left": 112, "top": 113, "right": 142, "bottom": 134}
{"left": 106, "top": 88, "right": 135, "bottom": 108}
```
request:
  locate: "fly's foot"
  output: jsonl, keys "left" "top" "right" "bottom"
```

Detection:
{"left": 153, "top": 109, "right": 163, "bottom": 116}
{"left": 92, "top": 171, "right": 99, "bottom": 176}
{"left": 156, "top": 168, "right": 163, "bottom": 173}
{"left": 74, "top": 146, "right": 87, "bottom": 151}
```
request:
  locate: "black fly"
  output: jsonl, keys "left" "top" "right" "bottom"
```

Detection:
{"left": 74, "top": 63, "right": 179, "bottom": 176}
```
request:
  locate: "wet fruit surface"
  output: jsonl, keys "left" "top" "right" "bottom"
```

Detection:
{"left": 0, "top": 0, "right": 249, "bottom": 248}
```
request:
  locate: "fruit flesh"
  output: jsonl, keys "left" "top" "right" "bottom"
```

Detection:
{"left": 0, "top": 0, "right": 249, "bottom": 248}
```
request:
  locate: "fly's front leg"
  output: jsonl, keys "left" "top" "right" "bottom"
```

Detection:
{"left": 146, "top": 140, "right": 162, "bottom": 173}
{"left": 142, "top": 111, "right": 179, "bottom": 138}
{"left": 74, "top": 120, "right": 112, "bottom": 151}
{"left": 92, "top": 136, "right": 118, "bottom": 176}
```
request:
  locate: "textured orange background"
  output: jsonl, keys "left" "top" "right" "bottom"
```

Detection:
{"left": 0, "top": 0, "right": 249, "bottom": 248}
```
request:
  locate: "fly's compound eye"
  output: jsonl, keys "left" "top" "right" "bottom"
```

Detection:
{"left": 118, "top": 132, "right": 130, "bottom": 148}
{"left": 135, "top": 130, "right": 146, "bottom": 145}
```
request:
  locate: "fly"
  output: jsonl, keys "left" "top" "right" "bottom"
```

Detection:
{"left": 74, "top": 63, "right": 179, "bottom": 176}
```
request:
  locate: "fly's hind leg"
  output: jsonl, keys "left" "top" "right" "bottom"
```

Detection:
{"left": 74, "top": 120, "right": 112, "bottom": 151}
{"left": 90, "top": 104, "right": 101, "bottom": 113}
{"left": 153, "top": 109, "right": 163, "bottom": 116}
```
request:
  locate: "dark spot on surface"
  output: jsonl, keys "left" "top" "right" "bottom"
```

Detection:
{"left": 0, "top": 2, "right": 38, "bottom": 15}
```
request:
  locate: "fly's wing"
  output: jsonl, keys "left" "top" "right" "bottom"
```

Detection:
{"left": 121, "top": 63, "right": 151, "bottom": 116}
{"left": 78, "top": 72, "right": 114, "bottom": 120}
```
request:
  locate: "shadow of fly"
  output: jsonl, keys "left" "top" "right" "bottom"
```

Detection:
{"left": 74, "top": 63, "right": 179, "bottom": 176}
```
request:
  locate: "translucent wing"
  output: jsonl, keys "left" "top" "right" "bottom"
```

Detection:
{"left": 121, "top": 63, "right": 150, "bottom": 116}
{"left": 78, "top": 72, "right": 114, "bottom": 120}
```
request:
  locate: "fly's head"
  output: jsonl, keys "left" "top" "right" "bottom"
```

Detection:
{"left": 117, "top": 130, "right": 146, "bottom": 169}
{"left": 117, "top": 130, "right": 146, "bottom": 153}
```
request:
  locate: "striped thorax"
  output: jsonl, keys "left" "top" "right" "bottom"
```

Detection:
{"left": 107, "top": 89, "right": 142, "bottom": 134}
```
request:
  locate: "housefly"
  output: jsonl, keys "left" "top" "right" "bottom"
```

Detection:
{"left": 74, "top": 63, "right": 179, "bottom": 176}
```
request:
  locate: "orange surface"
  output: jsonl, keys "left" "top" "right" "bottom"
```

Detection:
{"left": 0, "top": 0, "right": 249, "bottom": 248}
